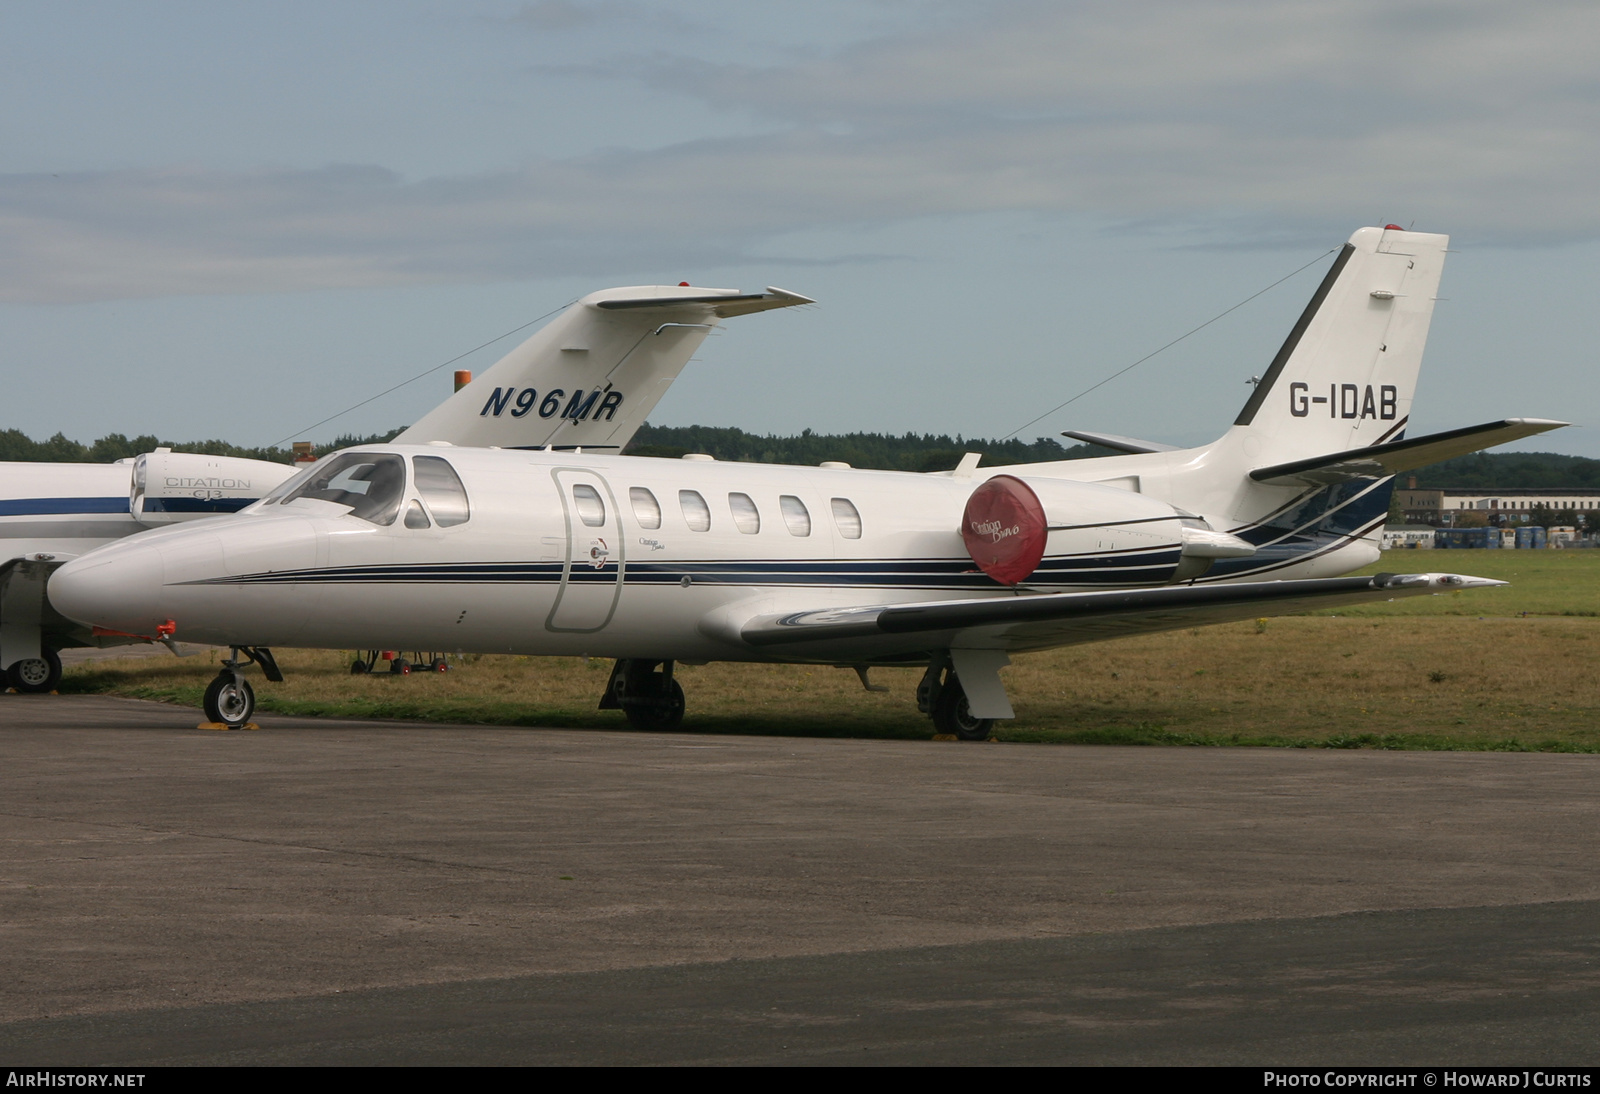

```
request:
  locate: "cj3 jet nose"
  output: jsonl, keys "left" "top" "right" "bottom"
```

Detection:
{"left": 49, "top": 542, "right": 167, "bottom": 635}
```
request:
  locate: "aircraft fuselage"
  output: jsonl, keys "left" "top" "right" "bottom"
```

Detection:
{"left": 47, "top": 444, "right": 1383, "bottom": 665}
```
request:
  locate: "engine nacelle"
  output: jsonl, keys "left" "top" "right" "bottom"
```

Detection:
{"left": 961, "top": 474, "right": 1252, "bottom": 586}
{"left": 130, "top": 449, "right": 300, "bottom": 526}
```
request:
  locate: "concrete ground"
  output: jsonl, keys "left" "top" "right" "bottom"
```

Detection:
{"left": 2, "top": 694, "right": 1598, "bottom": 1065}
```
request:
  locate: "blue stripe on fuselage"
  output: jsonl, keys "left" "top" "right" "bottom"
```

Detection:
{"left": 0, "top": 496, "right": 129, "bottom": 516}
{"left": 192, "top": 547, "right": 1187, "bottom": 591}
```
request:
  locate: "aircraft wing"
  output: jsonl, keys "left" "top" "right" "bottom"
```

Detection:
{"left": 732, "top": 572, "right": 1497, "bottom": 659}
{"left": 1250, "top": 419, "right": 1567, "bottom": 487}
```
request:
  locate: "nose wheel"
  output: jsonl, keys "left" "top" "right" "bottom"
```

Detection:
{"left": 203, "top": 672, "right": 256, "bottom": 726}
{"left": 201, "top": 646, "right": 280, "bottom": 727}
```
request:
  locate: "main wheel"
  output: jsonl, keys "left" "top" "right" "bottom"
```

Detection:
{"left": 623, "top": 679, "right": 685, "bottom": 732}
{"left": 932, "top": 675, "right": 993, "bottom": 741}
{"left": 7, "top": 648, "right": 62, "bottom": 693}
{"left": 350, "top": 659, "right": 369, "bottom": 675}
{"left": 390, "top": 657, "right": 411, "bottom": 675}
{"left": 203, "top": 673, "right": 255, "bottom": 725}
{"left": 430, "top": 657, "right": 449, "bottom": 673}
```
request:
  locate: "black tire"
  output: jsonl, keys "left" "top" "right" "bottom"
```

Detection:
{"left": 430, "top": 658, "right": 448, "bottom": 673}
{"left": 203, "top": 673, "right": 255, "bottom": 725}
{"left": 350, "top": 659, "right": 369, "bottom": 675}
{"left": 7, "top": 648, "right": 62, "bottom": 693}
{"left": 932, "top": 675, "right": 993, "bottom": 741}
{"left": 390, "top": 658, "right": 410, "bottom": 675}
{"left": 623, "top": 679, "right": 685, "bottom": 732}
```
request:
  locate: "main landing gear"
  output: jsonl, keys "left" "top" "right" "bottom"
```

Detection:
{"left": 917, "top": 655, "right": 994, "bottom": 741}
{"left": 600, "top": 659, "right": 685, "bottom": 732}
{"left": 203, "top": 646, "right": 282, "bottom": 727}
{"left": 6, "top": 648, "right": 62, "bottom": 693}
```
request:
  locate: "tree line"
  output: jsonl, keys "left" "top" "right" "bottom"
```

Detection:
{"left": 2, "top": 422, "right": 1597, "bottom": 487}
{"left": 0, "top": 428, "right": 404, "bottom": 466}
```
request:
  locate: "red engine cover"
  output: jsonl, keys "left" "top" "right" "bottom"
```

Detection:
{"left": 960, "top": 475, "right": 1049, "bottom": 585}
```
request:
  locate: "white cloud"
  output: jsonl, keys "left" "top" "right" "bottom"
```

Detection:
{"left": 5, "top": 0, "right": 1599, "bottom": 302}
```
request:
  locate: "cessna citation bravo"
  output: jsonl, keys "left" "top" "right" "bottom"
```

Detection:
{"left": 48, "top": 228, "right": 1563, "bottom": 735}
{"left": 0, "top": 284, "right": 807, "bottom": 691}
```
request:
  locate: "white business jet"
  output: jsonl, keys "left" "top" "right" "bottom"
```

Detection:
{"left": 1, "top": 284, "right": 808, "bottom": 691}
{"left": 48, "top": 228, "right": 1562, "bottom": 735}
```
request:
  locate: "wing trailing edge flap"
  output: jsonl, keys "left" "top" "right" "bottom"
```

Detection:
{"left": 1250, "top": 419, "right": 1568, "bottom": 487}
{"left": 737, "top": 573, "right": 1502, "bottom": 656}
{"left": 594, "top": 286, "right": 814, "bottom": 318}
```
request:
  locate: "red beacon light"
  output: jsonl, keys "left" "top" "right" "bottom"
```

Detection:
{"left": 679, "top": 281, "right": 690, "bottom": 287}
{"left": 1384, "top": 224, "right": 1404, "bottom": 231}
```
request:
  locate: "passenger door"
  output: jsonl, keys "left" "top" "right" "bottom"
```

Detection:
{"left": 546, "top": 468, "right": 625, "bottom": 632}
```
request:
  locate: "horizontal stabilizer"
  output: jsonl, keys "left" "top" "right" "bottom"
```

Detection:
{"left": 1249, "top": 418, "right": 1568, "bottom": 487}
{"left": 1060, "top": 430, "right": 1180, "bottom": 454}
{"left": 738, "top": 572, "right": 1499, "bottom": 655}
{"left": 594, "top": 286, "right": 814, "bottom": 318}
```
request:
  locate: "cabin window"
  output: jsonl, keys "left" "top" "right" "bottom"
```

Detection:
{"left": 282, "top": 452, "right": 405, "bottom": 526}
{"left": 779, "top": 495, "right": 811, "bottom": 537}
{"left": 403, "top": 500, "right": 431, "bottom": 529}
{"left": 630, "top": 487, "right": 662, "bottom": 529}
{"left": 412, "top": 456, "right": 470, "bottom": 527}
{"left": 830, "top": 497, "right": 862, "bottom": 539}
{"left": 729, "top": 492, "right": 760, "bottom": 534}
{"left": 679, "top": 489, "right": 711, "bottom": 532}
{"left": 572, "top": 484, "right": 606, "bottom": 527}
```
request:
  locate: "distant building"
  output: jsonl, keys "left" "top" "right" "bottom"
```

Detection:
{"left": 1380, "top": 525, "right": 1436, "bottom": 549}
{"left": 1442, "top": 490, "right": 1600, "bottom": 521}
{"left": 1395, "top": 486, "right": 1447, "bottom": 524}
{"left": 1395, "top": 479, "right": 1600, "bottom": 525}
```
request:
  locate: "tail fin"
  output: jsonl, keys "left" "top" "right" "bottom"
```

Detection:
{"left": 1227, "top": 226, "right": 1447, "bottom": 467}
{"left": 395, "top": 285, "right": 811, "bottom": 451}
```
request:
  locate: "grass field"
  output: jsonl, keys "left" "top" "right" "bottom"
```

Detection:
{"left": 55, "top": 549, "right": 1600, "bottom": 752}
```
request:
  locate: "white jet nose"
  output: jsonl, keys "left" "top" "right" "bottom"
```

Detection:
{"left": 49, "top": 544, "right": 167, "bottom": 633}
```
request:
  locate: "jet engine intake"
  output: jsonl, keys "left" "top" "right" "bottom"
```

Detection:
{"left": 959, "top": 475, "right": 1048, "bottom": 585}
{"left": 130, "top": 451, "right": 299, "bottom": 526}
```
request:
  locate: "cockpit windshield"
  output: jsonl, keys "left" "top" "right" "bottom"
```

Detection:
{"left": 279, "top": 452, "right": 406, "bottom": 526}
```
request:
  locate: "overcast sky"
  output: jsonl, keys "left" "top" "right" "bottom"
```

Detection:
{"left": 4, "top": 1, "right": 1598, "bottom": 455}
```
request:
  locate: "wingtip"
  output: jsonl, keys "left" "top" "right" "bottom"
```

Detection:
{"left": 764, "top": 286, "right": 817, "bottom": 305}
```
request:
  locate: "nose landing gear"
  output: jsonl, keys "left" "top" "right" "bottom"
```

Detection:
{"left": 600, "top": 659, "right": 685, "bottom": 732}
{"left": 202, "top": 646, "right": 281, "bottom": 728}
{"left": 203, "top": 672, "right": 255, "bottom": 727}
